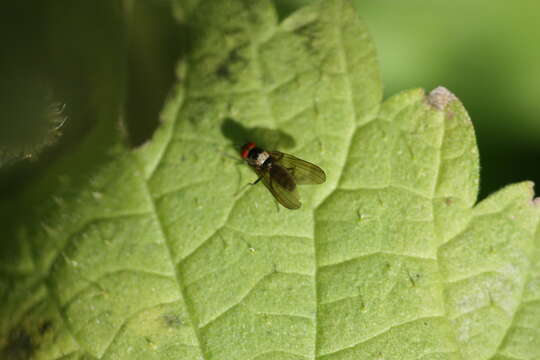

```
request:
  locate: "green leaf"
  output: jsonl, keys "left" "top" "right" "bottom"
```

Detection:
{"left": 1, "top": 1, "right": 539, "bottom": 359}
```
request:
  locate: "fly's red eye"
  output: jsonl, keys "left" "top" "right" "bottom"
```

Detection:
{"left": 241, "top": 142, "right": 256, "bottom": 159}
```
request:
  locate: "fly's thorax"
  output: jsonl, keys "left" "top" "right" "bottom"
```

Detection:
{"left": 247, "top": 148, "right": 270, "bottom": 167}
{"left": 256, "top": 151, "right": 270, "bottom": 167}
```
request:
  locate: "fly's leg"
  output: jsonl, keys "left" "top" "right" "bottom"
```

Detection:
{"left": 250, "top": 176, "right": 263, "bottom": 185}
{"left": 274, "top": 197, "right": 281, "bottom": 212}
{"left": 234, "top": 176, "right": 261, "bottom": 196}
{"left": 234, "top": 176, "right": 262, "bottom": 196}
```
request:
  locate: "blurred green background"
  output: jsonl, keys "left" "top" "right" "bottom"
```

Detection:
{"left": 358, "top": 0, "right": 540, "bottom": 200}
{"left": 1, "top": 0, "right": 539, "bottom": 201}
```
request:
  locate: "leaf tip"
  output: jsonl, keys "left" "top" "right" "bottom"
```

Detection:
{"left": 426, "top": 86, "right": 458, "bottom": 110}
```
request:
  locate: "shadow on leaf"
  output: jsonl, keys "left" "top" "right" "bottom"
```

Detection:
{"left": 221, "top": 117, "right": 295, "bottom": 152}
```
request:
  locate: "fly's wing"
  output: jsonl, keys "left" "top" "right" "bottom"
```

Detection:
{"left": 256, "top": 168, "right": 301, "bottom": 209}
{"left": 269, "top": 151, "right": 326, "bottom": 185}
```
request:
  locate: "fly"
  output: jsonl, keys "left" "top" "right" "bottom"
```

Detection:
{"left": 241, "top": 142, "right": 326, "bottom": 209}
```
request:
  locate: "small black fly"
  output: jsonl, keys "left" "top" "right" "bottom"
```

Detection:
{"left": 241, "top": 142, "right": 326, "bottom": 209}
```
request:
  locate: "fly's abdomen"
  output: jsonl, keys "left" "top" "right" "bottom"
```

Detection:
{"left": 270, "top": 165, "right": 296, "bottom": 192}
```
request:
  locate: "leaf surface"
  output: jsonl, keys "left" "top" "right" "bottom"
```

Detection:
{"left": 1, "top": 1, "right": 539, "bottom": 360}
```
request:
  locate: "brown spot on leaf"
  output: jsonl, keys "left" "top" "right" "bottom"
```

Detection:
{"left": 163, "top": 313, "right": 183, "bottom": 328}
{"left": 427, "top": 86, "right": 457, "bottom": 110}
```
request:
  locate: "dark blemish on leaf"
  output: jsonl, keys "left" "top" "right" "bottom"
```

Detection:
{"left": 427, "top": 86, "right": 457, "bottom": 110}
{"left": 220, "top": 117, "right": 295, "bottom": 151}
{"left": 39, "top": 320, "right": 52, "bottom": 335}
{"left": 163, "top": 313, "right": 183, "bottom": 328}
{"left": 2, "top": 328, "right": 34, "bottom": 360}
{"left": 144, "top": 336, "right": 157, "bottom": 350}
{"left": 445, "top": 197, "right": 454, "bottom": 206}
{"left": 215, "top": 44, "right": 249, "bottom": 83}
{"left": 293, "top": 19, "right": 321, "bottom": 53}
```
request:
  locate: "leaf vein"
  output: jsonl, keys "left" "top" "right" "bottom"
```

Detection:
{"left": 138, "top": 155, "right": 210, "bottom": 360}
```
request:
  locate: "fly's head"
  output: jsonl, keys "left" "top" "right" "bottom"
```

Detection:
{"left": 241, "top": 142, "right": 256, "bottom": 160}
